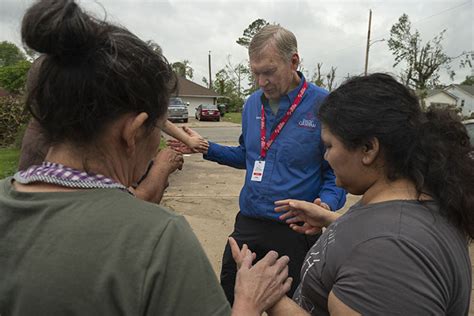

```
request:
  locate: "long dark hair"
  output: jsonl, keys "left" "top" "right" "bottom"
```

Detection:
{"left": 21, "top": 0, "right": 176, "bottom": 145}
{"left": 319, "top": 73, "right": 474, "bottom": 238}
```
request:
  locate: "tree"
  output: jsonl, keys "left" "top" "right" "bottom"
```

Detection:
{"left": 236, "top": 19, "right": 270, "bottom": 49}
{"left": 461, "top": 75, "right": 474, "bottom": 85}
{"left": 213, "top": 64, "right": 245, "bottom": 112}
{"left": 0, "top": 42, "right": 30, "bottom": 93}
{"left": 225, "top": 56, "right": 248, "bottom": 99}
{"left": 172, "top": 60, "right": 193, "bottom": 79}
{"left": 326, "top": 67, "right": 337, "bottom": 92}
{"left": 0, "top": 60, "right": 32, "bottom": 93}
{"left": 310, "top": 63, "right": 337, "bottom": 91}
{"left": 0, "top": 41, "right": 27, "bottom": 67}
{"left": 311, "top": 63, "right": 324, "bottom": 87}
{"left": 388, "top": 14, "right": 472, "bottom": 93}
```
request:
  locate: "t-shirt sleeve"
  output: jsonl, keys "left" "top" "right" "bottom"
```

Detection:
{"left": 331, "top": 237, "right": 448, "bottom": 316}
{"left": 140, "top": 216, "right": 231, "bottom": 316}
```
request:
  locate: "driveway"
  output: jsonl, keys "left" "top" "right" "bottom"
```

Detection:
{"left": 161, "top": 143, "right": 360, "bottom": 274}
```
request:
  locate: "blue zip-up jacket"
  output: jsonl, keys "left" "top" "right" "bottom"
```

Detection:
{"left": 204, "top": 74, "right": 346, "bottom": 221}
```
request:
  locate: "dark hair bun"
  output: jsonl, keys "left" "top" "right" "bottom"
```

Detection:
{"left": 21, "top": 0, "right": 97, "bottom": 58}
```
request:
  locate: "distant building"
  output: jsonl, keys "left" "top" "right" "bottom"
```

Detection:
{"left": 424, "top": 84, "right": 474, "bottom": 117}
{"left": 445, "top": 85, "right": 474, "bottom": 117}
{"left": 175, "top": 76, "right": 221, "bottom": 110}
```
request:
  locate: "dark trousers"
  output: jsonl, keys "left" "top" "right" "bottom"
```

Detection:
{"left": 220, "top": 212, "right": 320, "bottom": 305}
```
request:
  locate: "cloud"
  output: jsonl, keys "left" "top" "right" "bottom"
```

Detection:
{"left": 1, "top": 0, "right": 471, "bottom": 86}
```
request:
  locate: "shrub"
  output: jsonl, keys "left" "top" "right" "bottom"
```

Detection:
{"left": 0, "top": 60, "right": 31, "bottom": 94}
{"left": 0, "top": 95, "right": 30, "bottom": 147}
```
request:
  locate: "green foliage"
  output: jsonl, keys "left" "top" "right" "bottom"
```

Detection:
{"left": 461, "top": 75, "right": 474, "bottom": 85}
{"left": 236, "top": 19, "right": 270, "bottom": 49}
{"left": 0, "top": 60, "right": 32, "bottom": 93}
{"left": 0, "top": 41, "right": 26, "bottom": 67}
{"left": 0, "top": 96, "right": 31, "bottom": 147}
{"left": 213, "top": 62, "right": 245, "bottom": 112}
{"left": 172, "top": 60, "right": 193, "bottom": 79}
{"left": 0, "top": 147, "right": 20, "bottom": 178}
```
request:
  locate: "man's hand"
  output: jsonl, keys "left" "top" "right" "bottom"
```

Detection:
{"left": 229, "top": 237, "right": 256, "bottom": 270}
{"left": 232, "top": 244, "right": 293, "bottom": 316}
{"left": 313, "top": 197, "right": 331, "bottom": 211}
{"left": 274, "top": 199, "right": 340, "bottom": 235}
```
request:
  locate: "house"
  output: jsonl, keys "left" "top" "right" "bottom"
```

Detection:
{"left": 175, "top": 76, "right": 221, "bottom": 110}
{"left": 424, "top": 84, "right": 474, "bottom": 118}
{"left": 424, "top": 89, "right": 457, "bottom": 108}
{"left": 445, "top": 85, "right": 474, "bottom": 117}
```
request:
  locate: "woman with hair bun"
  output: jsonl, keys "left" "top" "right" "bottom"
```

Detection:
{"left": 232, "top": 73, "right": 473, "bottom": 315}
{"left": 0, "top": 0, "right": 292, "bottom": 315}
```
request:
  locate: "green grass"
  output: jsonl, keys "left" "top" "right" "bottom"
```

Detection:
{"left": 0, "top": 148, "right": 20, "bottom": 178}
{"left": 222, "top": 112, "right": 242, "bottom": 124}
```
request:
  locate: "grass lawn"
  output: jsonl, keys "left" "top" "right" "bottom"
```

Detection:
{"left": 222, "top": 112, "right": 242, "bottom": 124}
{"left": 0, "top": 148, "right": 20, "bottom": 178}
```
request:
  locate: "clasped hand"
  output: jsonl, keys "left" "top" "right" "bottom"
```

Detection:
{"left": 167, "top": 126, "right": 209, "bottom": 154}
{"left": 274, "top": 198, "right": 339, "bottom": 235}
{"left": 229, "top": 237, "right": 293, "bottom": 315}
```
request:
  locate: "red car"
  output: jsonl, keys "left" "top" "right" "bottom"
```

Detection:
{"left": 195, "top": 104, "right": 220, "bottom": 121}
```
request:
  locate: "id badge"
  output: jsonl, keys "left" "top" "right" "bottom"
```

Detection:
{"left": 251, "top": 160, "right": 265, "bottom": 182}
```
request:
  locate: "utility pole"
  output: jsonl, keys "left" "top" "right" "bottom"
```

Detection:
{"left": 364, "top": 9, "right": 372, "bottom": 75}
{"left": 208, "top": 51, "right": 212, "bottom": 89}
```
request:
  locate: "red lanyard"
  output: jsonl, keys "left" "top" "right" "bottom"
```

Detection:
{"left": 260, "top": 80, "right": 308, "bottom": 159}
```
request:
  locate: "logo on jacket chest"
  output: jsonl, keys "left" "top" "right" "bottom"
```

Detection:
{"left": 298, "top": 112, "right": 318, "bottom": 129}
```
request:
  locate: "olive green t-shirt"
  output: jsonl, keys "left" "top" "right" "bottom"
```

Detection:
{"left": 0, "top": 178, "right": 231, "bottom": 315}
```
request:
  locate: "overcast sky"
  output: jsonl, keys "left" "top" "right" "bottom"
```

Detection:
{"left": 1, "top": 0, "right": 472, "bottom": 89}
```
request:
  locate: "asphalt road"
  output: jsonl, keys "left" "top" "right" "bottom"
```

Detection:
{"left": 170, "top": 117, "right": 241, "bottom": 144}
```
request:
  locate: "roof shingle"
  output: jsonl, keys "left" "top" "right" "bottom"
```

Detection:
{"left": 176, "top": 76, "right": 220, "bottom": 97}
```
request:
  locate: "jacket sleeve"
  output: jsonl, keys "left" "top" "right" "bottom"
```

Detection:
{"left": 203, "top": 100, "right": 250, "bottom": 169}
{"left": 318, "top": 140, "right": 346, "bottom": 210}
{"left": 203, "top": 135, "right": 247, "bottom": 169}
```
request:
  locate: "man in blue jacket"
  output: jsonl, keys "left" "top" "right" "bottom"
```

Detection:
{"left": 170, "top": 25, "right": 346, "bottom": 305}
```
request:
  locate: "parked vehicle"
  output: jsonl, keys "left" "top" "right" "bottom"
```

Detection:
{"left": 195, "top": 104, "right": 220, "bottom": 121}
{"left": 464, "top": 119, "right": 474, "bottom": 146}
{"left": 168, "top": 97, "right": 188, "bottom": 123}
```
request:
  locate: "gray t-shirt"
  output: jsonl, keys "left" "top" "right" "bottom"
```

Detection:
{"left": 293, "top": 200, "right": 471, "bottom": 315}
{"left": 0, "top": 178, "right": 231, "bottom": 315}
